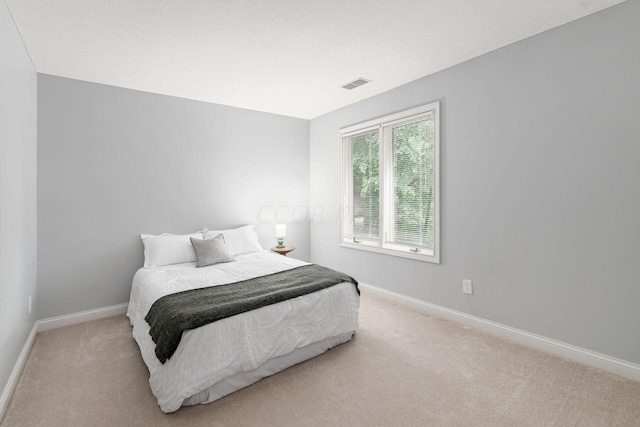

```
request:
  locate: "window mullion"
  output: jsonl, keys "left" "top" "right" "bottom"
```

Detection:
{"left": 378, "top": 126, "right": 385, "bottom": 249}
{"left": 382, "top": 123, "right": 393, "bottom": 248}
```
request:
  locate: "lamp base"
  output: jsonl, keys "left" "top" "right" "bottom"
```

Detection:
{"left": 276, "top": 238, "right": 285, "bottom": 248}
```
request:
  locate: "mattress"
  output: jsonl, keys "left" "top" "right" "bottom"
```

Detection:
{"left": 126, "top": 250, "right": 360, "bottom": 413}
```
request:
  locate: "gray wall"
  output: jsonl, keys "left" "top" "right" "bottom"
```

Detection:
{"left": 37, "top": 75, "right": 309, "bottom": 319}
{"left": 0, "top": 0, "right": 38, "bottom": 400}
{"left": 310, "top": 1, "right": 640, "bottom": 365}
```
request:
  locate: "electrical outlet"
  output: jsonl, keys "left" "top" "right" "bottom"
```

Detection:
{"left": 462, "top": 279, "right": 473, "bottom": 295}
{"left": 29, "top": 296, "right": 32, "bottom": 314}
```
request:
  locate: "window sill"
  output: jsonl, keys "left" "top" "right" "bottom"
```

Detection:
{"left": 339, "top": 242, "right": 440, "bottom": 264}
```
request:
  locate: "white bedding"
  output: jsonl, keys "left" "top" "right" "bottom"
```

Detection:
{"left": 127, "top": 250, "right": 360, "bottom": 413}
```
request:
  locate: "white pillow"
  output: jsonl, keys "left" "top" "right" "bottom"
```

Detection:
{"left": 203, "top": 225, "right": 263, "bottom": 257}
{"left": 141, "top": 231, "right": 204, "bottom": 267}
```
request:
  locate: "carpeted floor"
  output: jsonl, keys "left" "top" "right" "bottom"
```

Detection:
{"left": 2, "top": 291, "right": 640, "bottom": 427}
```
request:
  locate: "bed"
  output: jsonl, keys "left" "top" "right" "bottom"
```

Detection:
{"left": 126, "top": 225, "right": 360, "bottom": 413}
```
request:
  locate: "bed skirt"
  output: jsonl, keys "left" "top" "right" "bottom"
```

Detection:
{"left": 183, "top": 332, "right": 353, "bottom": 407}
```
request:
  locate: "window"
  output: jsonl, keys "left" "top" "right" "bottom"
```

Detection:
{"left": 340, "top": 102, "right": 440, "bottom": 263}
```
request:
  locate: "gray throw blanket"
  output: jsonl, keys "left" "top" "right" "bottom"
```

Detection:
{"left": 145, "top": 264, "right": 359, "bottom": 363}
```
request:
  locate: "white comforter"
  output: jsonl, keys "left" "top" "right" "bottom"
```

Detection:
{"left": 127, "top": 250, "right": 360, "bottom": 413}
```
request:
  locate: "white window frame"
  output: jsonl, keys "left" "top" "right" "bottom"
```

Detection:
{"left": 339, "top": 102, "right": 440, "bottom": 264}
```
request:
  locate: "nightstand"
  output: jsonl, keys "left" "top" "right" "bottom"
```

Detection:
{"left": 271, "top": 246, "right": 296, "bottom": 256}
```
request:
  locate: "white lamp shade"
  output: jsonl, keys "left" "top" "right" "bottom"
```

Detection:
{"left": 275, "top": 224, "right": 287, "bottom": 238}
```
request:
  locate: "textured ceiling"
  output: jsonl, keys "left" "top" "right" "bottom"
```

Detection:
{"left": 5, "top": 0, "right": 626, "bottom": 119}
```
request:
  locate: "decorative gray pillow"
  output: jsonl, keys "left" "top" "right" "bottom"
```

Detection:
{"left": 190, "top": 234, "right": 234, "bottom": 268}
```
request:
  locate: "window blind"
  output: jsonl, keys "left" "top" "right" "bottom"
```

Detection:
{"left": 383, "top": 112, "right": 435, "bottom": 251}
{"left": 343, "top": 129, "right": 380, "bottom": 241}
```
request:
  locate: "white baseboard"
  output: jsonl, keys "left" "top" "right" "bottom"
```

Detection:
{"left": 0, "top": 322, "right": 38, "bottom": 423}
{"left": 37, "top": 303, "right": 129, "bottom": 332}
{"left": 360, "top": 283, "right": 640, "bottom": 383}
{"left": 1, "top": 303, "right": 130, "bottom": 422}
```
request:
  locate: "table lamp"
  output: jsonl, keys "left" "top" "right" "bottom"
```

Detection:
{"left": 275, "top": 224, "right": 286, "bottom": 248}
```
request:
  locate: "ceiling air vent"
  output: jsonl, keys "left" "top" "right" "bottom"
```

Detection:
{"left": 341, "top": 77, "right": 371, "bottom": 90}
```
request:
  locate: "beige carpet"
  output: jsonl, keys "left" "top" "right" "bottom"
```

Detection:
{"left": 2, "top": 291, "right": 640, "bottom": 427}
